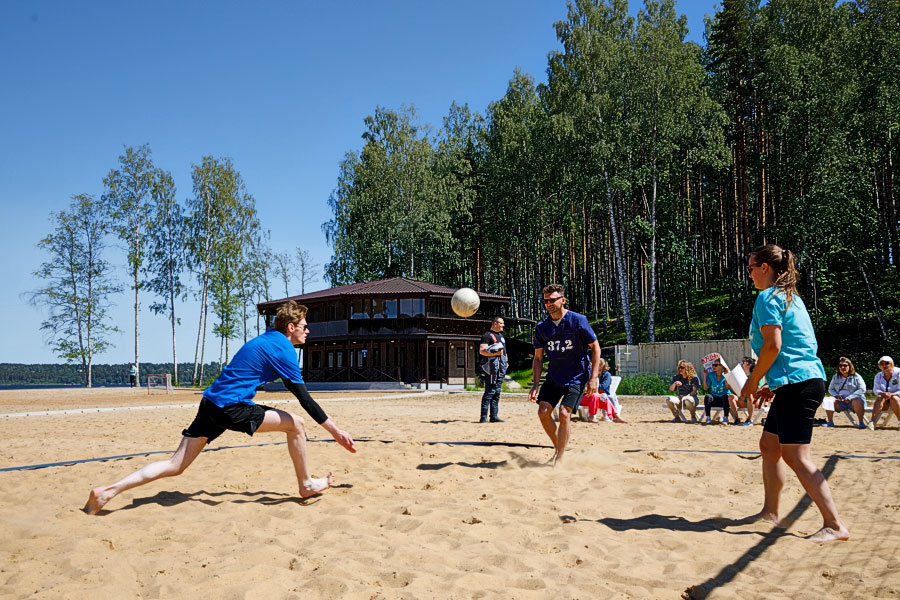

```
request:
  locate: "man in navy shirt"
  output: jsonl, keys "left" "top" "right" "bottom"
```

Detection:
{"left": 528, "top": 283, "right": 601, "bottom": 465}
{"left": 84, "top": 301, "right": 356, "bottom": 515}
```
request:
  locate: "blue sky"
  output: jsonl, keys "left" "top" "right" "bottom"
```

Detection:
{"left": 0, "top": 0, "right": 720, "bottom": 365}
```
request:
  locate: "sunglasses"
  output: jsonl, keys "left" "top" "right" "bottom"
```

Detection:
{"left": 542, "top": 296, "right": 564, "bottom": 304}
{"left": 838, "top": 363, "right": 849, "bottom": 367}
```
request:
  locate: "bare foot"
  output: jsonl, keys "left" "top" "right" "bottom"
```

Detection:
{"left": 299, "top": 472, "right": 334, "bottom": 498}
{"left": 613, "top": 416, "right": 627, "bottom": 423}
{"left": 806, "top": 526, "right": 850, "bottom": 543}
{"left": 82, "top": 486, "right": 114, "bottom": 515}
{"left": 735, "top": 510, "right": 780, "bottom": 526}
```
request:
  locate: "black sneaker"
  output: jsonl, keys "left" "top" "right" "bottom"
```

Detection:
{"left": 490, "top": 418, "right": 505, "bottom": 423}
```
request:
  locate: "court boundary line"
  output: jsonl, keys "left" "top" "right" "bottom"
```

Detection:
{"left": 628, "top": 448, "right": 900, "bottom": 460}
{"left": 0, "top": 439, "right": 554, "bottom": 472}
{"left": 0, "top": 392, "right": 445, "bottom": 418}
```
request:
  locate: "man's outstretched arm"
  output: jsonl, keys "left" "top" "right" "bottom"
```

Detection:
{"left": 284, "top": 380, "right": 356, "bottom": 452}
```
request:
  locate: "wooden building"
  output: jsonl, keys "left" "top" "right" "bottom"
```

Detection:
{"left": 257, "top": 278, "right": 529, "bottom": 388}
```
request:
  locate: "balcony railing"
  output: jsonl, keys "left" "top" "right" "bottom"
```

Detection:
{"left": 307, "top": 317, "right": 489, "bottom": 339}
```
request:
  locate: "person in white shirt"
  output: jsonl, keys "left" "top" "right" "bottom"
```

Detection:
{"left": 871, "top": 356, "right": 900, "bottom": 428}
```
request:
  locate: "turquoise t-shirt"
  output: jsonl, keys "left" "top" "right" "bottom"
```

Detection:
{"left": 708, "top": 371, "right": 729, "bottom": 396}
{"left": 749, "top": 287, "right": 826, "bottom": 388}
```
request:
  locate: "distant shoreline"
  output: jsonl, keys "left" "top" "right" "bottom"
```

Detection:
{"left": 0, "top": 384, "right": 133, "bottom": 390}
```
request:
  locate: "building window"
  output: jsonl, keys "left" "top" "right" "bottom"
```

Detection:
{"left": 456, "top": 347, "right": 465, "bottom": 368}
{"left": 399, "top": 298, "right": 424, "bottom": 318}
{"left": 327, "top": 352, "right": 334, "bottom": 368}
{"left": 350, "top": 300, "right": 369, "bottom": 319}
{"left": 372, "top": 299, "right": 386, "bottom": 318}
{"left": 336, "top": 351, "right": 343, "bottom": 368}
{"left": 384, "top": 299, "right": 398, "bottom": 318}
{"left": 312, "top": 351, "right": 321, "bottom": 370}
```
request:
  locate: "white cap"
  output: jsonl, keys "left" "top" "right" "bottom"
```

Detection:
{"left": 878, "top": 356, "right": 894, "bottom": 364}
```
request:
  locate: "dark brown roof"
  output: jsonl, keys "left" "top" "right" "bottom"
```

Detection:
{"left": 257, "top": 277, "right": 509, "bottom": 312}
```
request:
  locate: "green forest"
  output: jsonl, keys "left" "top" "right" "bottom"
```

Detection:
{"left": 30, "top": 0, "right": 898, "bottom": 387}
{"left": 323, "top": 0, "right": 899, "bottom": 368}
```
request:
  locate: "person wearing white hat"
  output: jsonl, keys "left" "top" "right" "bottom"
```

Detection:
{"left": 871, "top": 356, "right": 900, "bottom": 428}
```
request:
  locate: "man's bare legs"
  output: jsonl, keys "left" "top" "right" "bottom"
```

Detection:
{"left": 537, "top": 402, "right": 559, "bottom": 463}
{"left": 83, "top": 435, "right": 207, "bottom": 515}
{"left": 740, "top": 431, "right": 849, "bottom": 542}
{"left": 255, "top": 408, "right": 333, "bottom": 497}
{"left": 537, "top": 402, "right": 571, "bottom": 465}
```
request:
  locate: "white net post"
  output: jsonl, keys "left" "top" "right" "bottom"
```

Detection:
{"left": 147, "top": 373, "right": 174, "bottom": 395}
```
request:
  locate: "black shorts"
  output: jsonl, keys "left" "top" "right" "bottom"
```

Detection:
{"left": 538, "top": 379, "right": 586, "bottom": 413}
{"left": 182, "top": 398, "right": 273, "bottom": 444}
{"left": 762, "top": 378, "right": 825, "bottom": 445}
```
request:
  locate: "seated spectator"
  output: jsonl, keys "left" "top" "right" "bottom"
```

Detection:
{"left": 666, "top": 360, "right": 700, "bottom": 423}
{"left": 580, "top": 359, "right": 625, "bottom": 423}
{"left": 704, "top": 359, "right": 737, "bottom": 425}
{"left": 598, "top": 358, "right": 626, "bottom": 423}
{"left": 871, "top": 356, "right": 900, "bottom": 429}
{"left": 821, "top": 357, "right": 867, "bottom": 428}
{"left": 728, "top": 356, "right": 767, "bottom": 425}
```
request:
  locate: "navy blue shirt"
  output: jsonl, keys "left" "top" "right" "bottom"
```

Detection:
{"left": 204, "top": 329, "right": 304, "bottom": 407}
{"left": 533, "top": 310, "right": 598, "bottom": 386}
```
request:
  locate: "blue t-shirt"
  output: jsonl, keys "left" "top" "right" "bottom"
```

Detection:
{"left": 708, "top": 371, "right": 729, "bottom": 396}
{"left": 204, "top": 329, "right": 305, "bottom": 407}
{"left": 533, "top": 310, "right": 598, "bottom": 386}
{"left": 749, "top": 287, "right": 825, "bottom": 388}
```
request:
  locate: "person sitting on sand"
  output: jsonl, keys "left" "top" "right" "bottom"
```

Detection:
{"left": 83, "top": 301, "right": 356, "bottom": 515}
{"left": 666, "top": 360, "right": 700, "bottom": 423}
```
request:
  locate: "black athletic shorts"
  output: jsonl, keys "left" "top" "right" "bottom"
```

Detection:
{"left": 762, "top": 378, "right": 825, "bottom": 445}
{"left": 182, "top": 397, "right": 273, "bottom": 444}
{"left": 538, "top": 379, "right": 586, "bottom": 413}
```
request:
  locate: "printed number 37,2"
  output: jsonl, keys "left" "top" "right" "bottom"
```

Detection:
{"left": 547, "top": 339, "right": 574, "bottom": 352}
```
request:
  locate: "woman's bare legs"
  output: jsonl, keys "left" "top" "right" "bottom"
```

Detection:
{"left": 780, "top": 443, "right": 849, "bottom": 542}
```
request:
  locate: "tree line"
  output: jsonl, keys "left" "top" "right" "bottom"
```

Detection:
{"left": 323, "top": 0, "right": 899, "bottom": 365}
{"left": 0, "top": 362, "right": 222, "bottom": 387}
{"left": 28, "top": 146, "right": 318, "bottom": 387}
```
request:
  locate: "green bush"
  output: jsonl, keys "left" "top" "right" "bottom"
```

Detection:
{"left": 617, "top": 372, "right": 670, "bottom": 396}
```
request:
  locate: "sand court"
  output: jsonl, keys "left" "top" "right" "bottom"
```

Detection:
{"left": 1, "top": 387, "right": 899, "bottom": 599}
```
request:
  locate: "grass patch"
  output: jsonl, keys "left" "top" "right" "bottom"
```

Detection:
{"left": 617, "top": 372, "right": 670, "bottom": 396}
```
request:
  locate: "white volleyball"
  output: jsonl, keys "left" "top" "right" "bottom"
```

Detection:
{"left": 451, "top": 287, "right": 480, "bottom": 318}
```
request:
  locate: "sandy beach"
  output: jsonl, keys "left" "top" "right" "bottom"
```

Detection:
{"left": 1, "top": 387, "right": 898, "bottom": 599}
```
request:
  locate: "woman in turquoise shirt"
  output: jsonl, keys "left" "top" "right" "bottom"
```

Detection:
{"left": 739, "top": 244, "right": 849, "bottom": 543}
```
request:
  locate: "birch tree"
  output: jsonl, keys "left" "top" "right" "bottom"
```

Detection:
{"left": 29, "top": 195, "right": 120, "bottom": 387}
{"left": 103, "top": 144, "right": 154, "bottom": 386}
